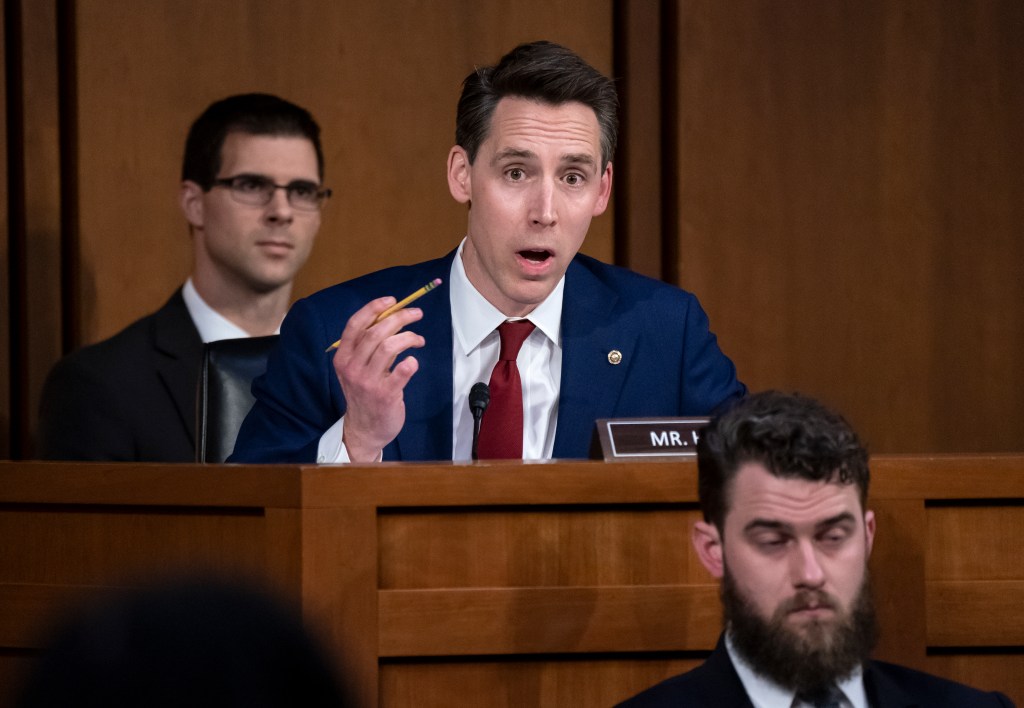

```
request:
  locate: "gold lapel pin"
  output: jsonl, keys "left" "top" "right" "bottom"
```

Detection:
{"left": 608, "top": 349, "right": 623, "bottom": 365}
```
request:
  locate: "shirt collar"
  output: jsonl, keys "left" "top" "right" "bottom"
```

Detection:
{"left": 725, "top": 632, "right": 867, "bottom": 708}
{"left": 449, "top": 238, "right": 563, "bottom": 355}
{"left": 182, "top": 278, "right": 262, "bottom": 343}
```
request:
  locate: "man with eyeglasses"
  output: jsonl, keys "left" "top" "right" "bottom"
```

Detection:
{"left": 37, "top": 93, "right": 329, "bottom": 461}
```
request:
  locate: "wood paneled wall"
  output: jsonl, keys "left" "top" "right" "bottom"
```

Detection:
{"left": 674, "top": 0, "right": 1024, "bottom": 451}
{"left": 1, "top": 2, "right": 9, "bottom": 457}
{"left": 3, "top": 1, "right": 1022, "bottom": 457}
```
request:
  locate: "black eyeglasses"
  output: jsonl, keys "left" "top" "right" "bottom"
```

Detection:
{"left": 211, "top": 174, "right": 332, "bottom": 211}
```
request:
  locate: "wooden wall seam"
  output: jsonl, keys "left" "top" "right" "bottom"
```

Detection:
{"left": 659, "top": 0, "right": 679, "bottom": 285}
{"left": 56, "top": 0, "right": 76, "bottom": 352}
{"left": 3, "top": 0, "right": 27, "bottom": 459}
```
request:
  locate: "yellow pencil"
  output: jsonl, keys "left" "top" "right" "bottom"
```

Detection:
{"left": 325, "top": 278, "right": 443, "bottom": 352}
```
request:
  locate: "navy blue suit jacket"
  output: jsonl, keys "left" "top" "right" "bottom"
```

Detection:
{"left": 616, "top": 635, "right": 1015, "bottom": 707}
{"left": 230, "top": 250, "right": 745, "bottom": 462}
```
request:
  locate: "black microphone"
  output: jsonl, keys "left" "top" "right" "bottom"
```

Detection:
{"left": 469, "top": 382, "right": 490, "bottom": 461}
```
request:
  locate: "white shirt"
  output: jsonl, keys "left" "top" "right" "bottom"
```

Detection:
{"left": 449, "top": 241, "right": 562, "bottom": 460}
{"left": 317, "top": 239, "right": 563, "bottom": 463}
{"left": 182, "top": 278, "right": 261, "bottom": 343}
{"left": 725, "top": 632, "right": 868, "bottom": 708}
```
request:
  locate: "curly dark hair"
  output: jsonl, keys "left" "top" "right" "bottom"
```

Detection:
{"left": 454, "top": 40, "right": 618, "bottom": 171}
{"left": 697, "top": 391, "right": 869, "bottom": 530}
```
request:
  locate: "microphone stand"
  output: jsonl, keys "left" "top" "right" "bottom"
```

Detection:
{"left": 469, "top": 382, "right": 490, "bottom": 461}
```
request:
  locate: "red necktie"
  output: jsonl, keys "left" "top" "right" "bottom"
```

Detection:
{"left": 477, "top": 320, "right": 535, "bottom": 459}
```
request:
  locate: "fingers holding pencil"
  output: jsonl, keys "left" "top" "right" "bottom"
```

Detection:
{"left": 373, "top": 278, "right": 442, "bottom": 325}
{"left": 325, "top": 278, "right": 442, "bottom": 352}
{"left": 328, "top": 296, "right": 427, "bottom": 461}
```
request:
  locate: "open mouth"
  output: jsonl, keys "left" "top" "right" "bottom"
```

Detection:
{"left": 519, "top": 249, "right": 552, "bottom": 263}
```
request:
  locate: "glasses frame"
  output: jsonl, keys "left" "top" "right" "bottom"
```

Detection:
{"left": 211, "top": 174, "right": 332, "bottom": 211}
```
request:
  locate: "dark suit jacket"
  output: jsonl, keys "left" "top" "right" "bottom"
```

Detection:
{"left": 616, "top": 635, "right": 1015, "bottom": 707}
{"left": 37, "top": 289, "right": 202, "bottom": 461}
{"left": 230, "top": 250, "right": 746, "bottom": 463}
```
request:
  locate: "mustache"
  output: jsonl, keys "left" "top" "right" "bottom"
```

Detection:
{"left": 779, "top": 589, "right": 839, "bottom": 615}
{"left": 721, "top": 568, "right": 879, "bottom": 694}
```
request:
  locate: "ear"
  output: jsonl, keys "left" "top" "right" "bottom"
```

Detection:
{"left": 180, "top": 180, "right": 205, "bottom": 229}
{"left": 692, "top": 520, "right": 724, "bottom": 579}
{"left": 447, "top": 146, "right": 471, "bottom": 204}
{"left": 863, "top": 509, "right": 876, "bottom": 558}
{"left": 591, "top": 161, "right": 614, "bottom": 216}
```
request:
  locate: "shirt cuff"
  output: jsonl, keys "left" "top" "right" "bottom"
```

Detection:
{"left": 316, "top": 417, "right": 382, "bottom": 463}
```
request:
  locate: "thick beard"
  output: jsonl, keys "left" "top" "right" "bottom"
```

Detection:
{"left": 722, "top": 567, "right": 879, "bottom": 695}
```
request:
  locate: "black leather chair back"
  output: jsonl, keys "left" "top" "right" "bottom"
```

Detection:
{"left": 196, "top": 335, "right": 279, "bottom": 463}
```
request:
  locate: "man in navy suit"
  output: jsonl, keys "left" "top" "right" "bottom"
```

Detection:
{"left": 230, "top": 41, "right": 745, "bottom": 464}
{"left": 617, "top": 391, "right": 1014, "bottom": 707}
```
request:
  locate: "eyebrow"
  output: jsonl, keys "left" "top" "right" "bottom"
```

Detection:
{"left": 227, "top": 172, "right": 320, "bottom": 185}
{"left": 225, "top": 172, "right": 271, "bottom": 180}
{"left": 490, "top": 149, "right": 597, "bottom": 169}
{"left": 742, "top": 511, "right": 857, "bottom": 535}
{"left": 561, "top": 152, "right": 596, "bottom": 167}
{"left": 491, "top": 148, "right": 536, "bottom": 166}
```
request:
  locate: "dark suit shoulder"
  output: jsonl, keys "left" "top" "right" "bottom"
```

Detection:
{"left": 303, "top": 252, "right": 454, "bottom": 309}
{"left": 286, "top": 253, "right": 454, "bottom": 357}
{"left": 570, "top": 253, "right": 698, "bottom": 299}
{"left": 37, "top": 290, "right": 200, "bottom": 461}
{"left": 616, "top": 638, "right": 753, "bottom": 708}
{"left": 868, "top": 661, "right": 1016, "bottom": 707}
{"left": 564, "top": 253, "right": 709, "bottom": 340}
{"left": 42, "top": 291, "right": 196, "bottom": 385}
{"left": 616, "top": 662, "right": 753, "bottom": 708}
{"left": 41, "top": 302, "right": 178, "bottom": 412}
{"left": 50, "top": 311, "right": 161, "bottom": 373}
{"left": 615, "top": 667, "right": 706, "bottom": 707}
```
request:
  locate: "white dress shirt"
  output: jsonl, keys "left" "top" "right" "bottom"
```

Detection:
{"left": 725, "top": 632, "right": 868, "bottom": 708}
{"left": 182, "top": 278, "right": 260, "bottom": 343}
{"left": 449, "top": 242, "right": 562, "bottom": 460}
{"left": 317, "top": 239, "right": 563, "bottom": 463}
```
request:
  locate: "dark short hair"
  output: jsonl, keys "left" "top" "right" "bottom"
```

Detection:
{"left": 697, "top": 391, "right": 870, "bottom": 531}
{"left": 455, "top": 40, "right": 619, "bottom": 170}
{"left": 182, "top": 93, "right": 323, "bottom": 189}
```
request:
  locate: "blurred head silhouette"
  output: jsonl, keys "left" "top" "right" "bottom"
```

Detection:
{"left": 16, "top": 575, "right": 355, "bottom": 708}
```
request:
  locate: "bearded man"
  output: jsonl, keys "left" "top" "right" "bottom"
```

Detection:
{"left": 618, "top": 391, "right": 1013, "bottom": 708}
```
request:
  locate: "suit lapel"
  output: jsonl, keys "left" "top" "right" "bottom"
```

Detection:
{"left": 392, "top": 254, "right": 455, "bottom": 461}
{"left": 864, "top": 662, "right": 917, "bottom": 708}
{"left": 553, "top": 259, "right": 638, "bottom": 458}
{"left": 152, "top": 289, "right": 203, "bottom": 449}
{"left": 710, "top": 638, "right": 758, "bottom": 707}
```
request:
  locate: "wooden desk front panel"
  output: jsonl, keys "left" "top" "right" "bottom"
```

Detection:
{"left": 0, "top": 505, "right": 268, "bottom": 586}
{"left": 0, "top": 463, "right": 305, "bottom": 707}
{"left": 2, "top": 458, "right": 1022, "bottom": 707}
{"left": 367, "top": 459, "right": 1024, "bottom": 706}
{"left": 381, "top": 657, "right": 704, "bottom": 708}
{"left": 923, "top": 502, "right": 1024, "bottom": 700}
{"left": 379, "top": 507, "right": 706, "bottom": 589}
{"left": 376, "top": 504, "right": 717, "bottom": 706}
